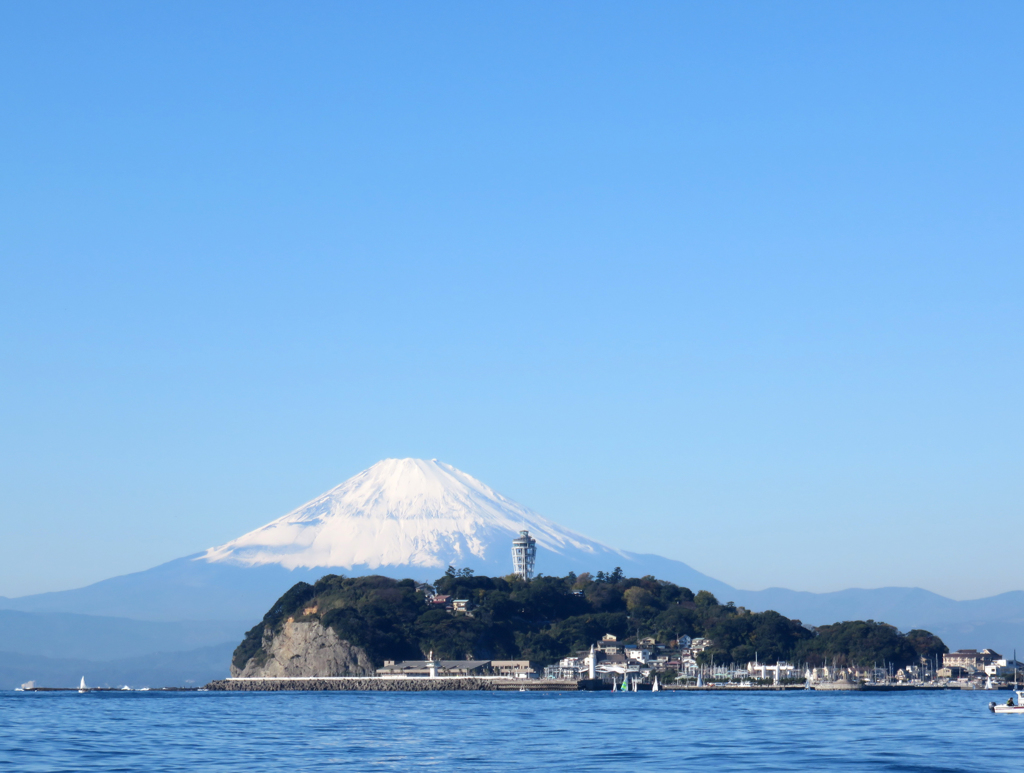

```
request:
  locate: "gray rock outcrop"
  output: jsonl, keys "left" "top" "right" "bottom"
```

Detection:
{"left": 231, "top": 619, "right": 374, "bottom": 678}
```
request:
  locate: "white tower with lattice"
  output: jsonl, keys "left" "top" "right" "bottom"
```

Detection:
{"left": 511, "top": 530, "right": 537, "bottom": 580}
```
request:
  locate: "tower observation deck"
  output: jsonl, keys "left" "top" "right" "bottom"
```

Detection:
{"left": 512, "top": 530, "right": 537, "bottom": 580}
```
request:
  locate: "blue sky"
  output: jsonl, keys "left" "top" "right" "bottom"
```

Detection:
{"left": 1, "top": 1, "right": 1021, "bottom": 600}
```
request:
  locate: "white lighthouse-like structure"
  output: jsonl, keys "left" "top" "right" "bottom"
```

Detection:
{"left": 511, "top": 530, "right": 537, "bottom": 580}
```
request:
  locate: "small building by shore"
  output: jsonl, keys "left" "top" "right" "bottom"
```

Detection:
{"left": 375, "top": 659, "right": 539, "bottom": 678}
{"left": 377, "top": 660, "right": 491, "bottom": 677}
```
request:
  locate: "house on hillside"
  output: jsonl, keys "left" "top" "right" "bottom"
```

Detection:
{"left": 428, "top": 594, "right": 452, "bottom": 610}
{"left": 625, "top": 646, "right": 651, "bottom": 664}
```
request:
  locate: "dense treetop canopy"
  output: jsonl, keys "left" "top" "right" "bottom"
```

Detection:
{"left": 232, "top": 569, "right": 948, "bottom": 671}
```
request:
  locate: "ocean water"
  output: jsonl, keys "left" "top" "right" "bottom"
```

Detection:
{"left": 1, "top": 689, "right": 1019, "bottom": 772}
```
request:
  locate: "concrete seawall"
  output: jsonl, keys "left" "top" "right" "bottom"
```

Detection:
{"left": 208, "top": 678, "right": 494, "bottom": 691}
{"left": 206, "top": 678, "right": 584, "bottom": 692}
{"left": 204, "top": 678, "right": 970, "bottom": 693}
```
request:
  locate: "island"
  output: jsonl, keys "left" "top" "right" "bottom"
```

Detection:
{"left": 204, "top": 568, "right": 949, "bottom": 691}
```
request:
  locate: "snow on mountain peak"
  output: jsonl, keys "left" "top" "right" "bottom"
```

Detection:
{"left": 201, "top": 458, "right": 618, "bottom": 572}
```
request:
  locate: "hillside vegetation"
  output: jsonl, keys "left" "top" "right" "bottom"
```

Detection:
{"left": 232, "top": 569, "right": 947, "bottom": 671}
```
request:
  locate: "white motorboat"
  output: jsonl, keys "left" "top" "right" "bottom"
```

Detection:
{"left": 989, "top": 691, "right": 1024, "bottom": 714}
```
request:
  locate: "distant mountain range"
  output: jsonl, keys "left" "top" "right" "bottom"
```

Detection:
{"left": 2, "top": 458, "right": 1022, "bottom": 687}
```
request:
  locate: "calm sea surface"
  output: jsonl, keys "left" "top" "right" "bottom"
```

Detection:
{"left": 1, "top": 689, "right": 1019, "bottom": 772}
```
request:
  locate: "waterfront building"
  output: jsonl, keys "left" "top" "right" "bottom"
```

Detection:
{"left": 491, "top": 660, "right": 539, "bottom": 679}
{"left": 943, "top": 649, "right": 1001, "bottom": 672}
{"left": 377, "top": 660, "right": 491, "bottom": 677}
{"left": 747, "top": 662, "right": 799, "bottom": 682}
{"left": 984, "top": 659, "right": 1024, "bottom": 678}
{"left": 544, "top": 657, "right": 585, "bottom": 680}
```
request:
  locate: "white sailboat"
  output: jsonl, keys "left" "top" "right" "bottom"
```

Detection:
{"left": 632, "top": 677, "right": 638, "bottom": 692}
{"left": 652, "top": 675, "right": 660, "bottom": 692}
{"left": 78, "top": 677, "right": 87, "bottom": 694}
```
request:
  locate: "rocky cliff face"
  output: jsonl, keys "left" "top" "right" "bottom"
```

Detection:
{"left": 231, "top": 618, "right": 374, "bottom": 678}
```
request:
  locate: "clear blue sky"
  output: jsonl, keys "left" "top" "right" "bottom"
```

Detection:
{"left": 1, "top": 1, "right": 1021, "bottom": 600}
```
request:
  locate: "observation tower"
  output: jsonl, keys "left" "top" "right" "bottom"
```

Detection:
{"left": 511, "top": 530, "right": 537, "bottom": 580}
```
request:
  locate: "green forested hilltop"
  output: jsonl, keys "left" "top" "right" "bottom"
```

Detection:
{"left": 232, "top": 570, "right": 947, "bottom": 671}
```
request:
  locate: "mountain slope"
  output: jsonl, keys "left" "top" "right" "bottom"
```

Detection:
{"left": 0, "top": 459, "right": 732, "bottom": 621}
{"left": 201, "top": 458, "right": 630, "bottom": 574}
{"left": 0, "top": 610, "right": 246, "bottom": 662}
{"left": 0, "top": 643, "right": 235, "bottom": 690}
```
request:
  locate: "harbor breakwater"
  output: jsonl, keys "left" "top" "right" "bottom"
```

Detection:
{"left": 205, "top": 678, "right": 588, "bottom": 692}
{"left": 24, "top": 680, "right": 980, "bottom": 692}
{"left": 205, "top": 678, "right": 983, "bottom": 693}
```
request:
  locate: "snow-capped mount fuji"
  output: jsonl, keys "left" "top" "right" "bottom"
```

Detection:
{"left": 0, "top": 458, "right": 731, "bottom": 624}
{"left": 201, "top": 458, "right": 619, "bottom": 575}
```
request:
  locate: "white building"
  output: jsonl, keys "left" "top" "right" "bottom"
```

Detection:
{"left": 985, "top": 659, "right": 1024, "bottom": 678}
{"left": 747, "top": 662, "right": 799, "bottom": 682}
{"left": 625, "top": 647, "right": 652, "bottom": 664}
{"left": 544, "top": 655, "right": 598, "bottom": 681}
